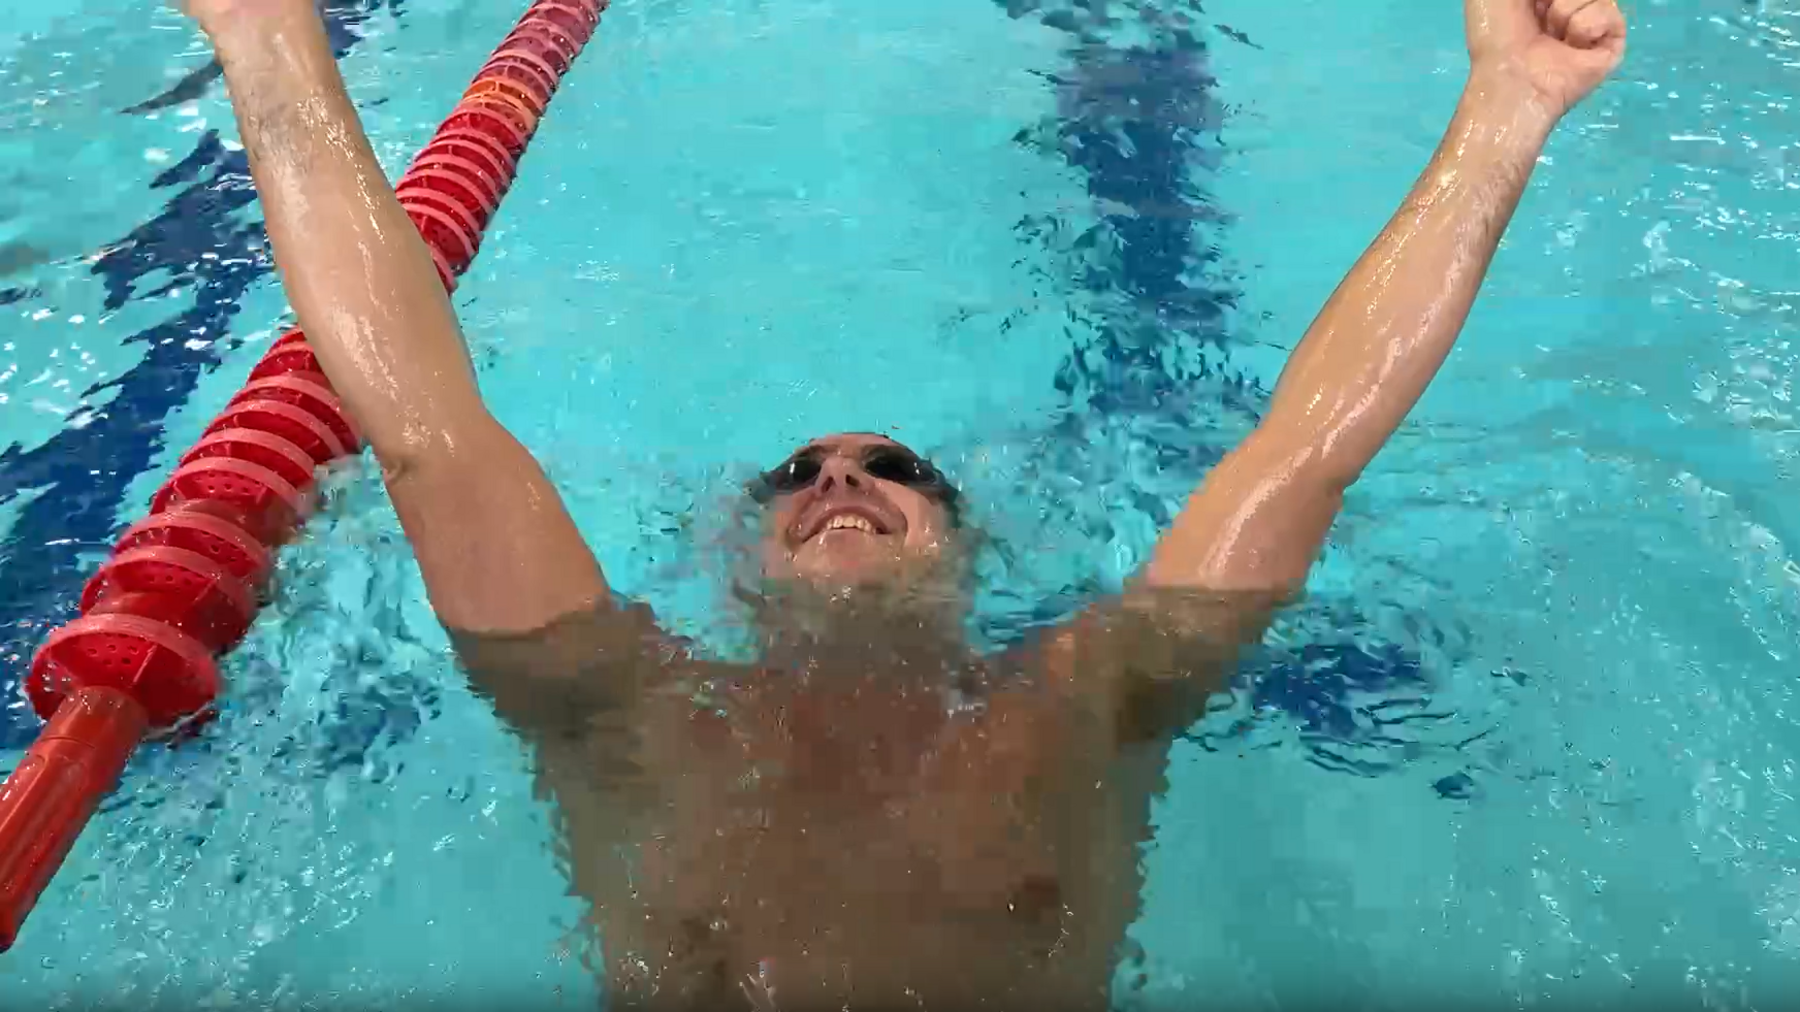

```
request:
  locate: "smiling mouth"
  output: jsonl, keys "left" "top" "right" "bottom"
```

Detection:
{"left": 821, "top": 514, "right": 878, "bottom": 535}
{"left": 801, "top": 506, "right": 893, "bottom": 543}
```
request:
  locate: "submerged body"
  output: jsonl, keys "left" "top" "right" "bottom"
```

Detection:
{"left": 577, "top": 657, "right": 1138, "bottom": 1007}
{"left": 466, "top": 597, "right": 1222, "bottom": 1007}
{"left": 182, "top": 0, "right": 1627, "bottom": 1005}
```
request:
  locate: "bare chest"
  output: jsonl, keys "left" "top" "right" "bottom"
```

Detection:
{"left": 563, "top": 680, "right": 1131, "bottom": 1008}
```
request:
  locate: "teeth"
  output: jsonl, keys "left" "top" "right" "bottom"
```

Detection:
{"left": 824, "top": 514, "right": 876, "bottom": 534}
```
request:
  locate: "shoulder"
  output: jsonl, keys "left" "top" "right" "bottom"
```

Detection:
{"left": 1021, "top": 586, "right": 1283, "bottom": 748}
{"left": 451, "top": 598, "right": 716, "bottom": 741}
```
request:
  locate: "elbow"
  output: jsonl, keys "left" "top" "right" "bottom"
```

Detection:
{"left": 1312, "top": 451, "right": 1367, "bottom": 499}
{"left": 1246, "top": 389, "right": 1399, "bottom": 497}
{"left": 368, "top": 426, "right": 441, "bottom": 486}
{"left": 1236, "top": 423, "right": 1366, "bottom": 502}
{"left": 368, "top": 408, "right": 504, "bottom": 489}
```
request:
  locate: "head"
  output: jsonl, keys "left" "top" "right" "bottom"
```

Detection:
{"left": 748, "top": 433, "right": 965, "bottom": 593}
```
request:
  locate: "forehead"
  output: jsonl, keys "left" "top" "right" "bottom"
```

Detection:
{"left": 796, "top": 432, "right": 906, "bottom": 456}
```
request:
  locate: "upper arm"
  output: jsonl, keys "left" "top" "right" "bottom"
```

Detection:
{"left": 383, "top": 413, "right": 608, "bottom": 635}
{"left": 450, "top": 597, "right": 673, "bottom": 744}
{"left": 1032, "top": 588, "right": 1273, "bottom": 749}
{"left": 451, "top": 600, "right": 703, "bottom": 828}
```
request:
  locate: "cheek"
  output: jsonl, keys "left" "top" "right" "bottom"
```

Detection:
{"left": 766, "top": 500, "right": 802, "bottom": 541}
{"left": 900, "top": 501, "right": 948, "bottom": 548}
{"left": 761, "top": 539, "right": 796, "bottom": 577}
{"left": 756, "top": 507, "right": 796, "bottom": 572}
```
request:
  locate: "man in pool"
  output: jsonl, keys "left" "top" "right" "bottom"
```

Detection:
{"left": 183, "top": 0, "right": 1624, "bottom": 1006}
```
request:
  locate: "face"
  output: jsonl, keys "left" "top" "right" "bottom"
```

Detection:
{"left": 754, "top": 433, "right": 959, "bottom": 587}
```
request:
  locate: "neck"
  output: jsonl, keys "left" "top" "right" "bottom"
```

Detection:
{"left": 744, "top": 578, "right": 972, "bottom": 675}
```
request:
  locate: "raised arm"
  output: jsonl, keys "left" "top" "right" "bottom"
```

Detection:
{"left": 1041, "top": 0, "right": 1626, "bottom": 731}
{"left": 189, "top": 0, "right": 606, "bottom": 635}
{"left": 1145, "top": 0, "right": 1625, "bottom": 597}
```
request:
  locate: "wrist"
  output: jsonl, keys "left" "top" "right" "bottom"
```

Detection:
{"left": 196, "top": 0, "right": 325, "bottom": 62}
{"left": 1458, "top": 62, "right": 1559, "bottom": 152}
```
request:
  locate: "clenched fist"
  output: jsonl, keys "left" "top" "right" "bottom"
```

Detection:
{"left": 175, "top": 0, "right": 320, "bottom": 40}
{"left": 1466, "top": 0, "right": 1627, "bottom": 118}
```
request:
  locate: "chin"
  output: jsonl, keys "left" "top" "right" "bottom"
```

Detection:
{"left": 790, "top": 555, "right": 906, "bottom": 589}
{"left": 763, "top": 542, "right": 908, "bottom": 588}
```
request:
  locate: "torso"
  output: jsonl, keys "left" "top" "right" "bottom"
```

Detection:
{"left": 539, "top": 654, "right": 1166, "bottom": 1011}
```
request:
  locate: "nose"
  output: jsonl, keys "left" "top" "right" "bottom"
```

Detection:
{"left": 812, "top": 454, "right": 867, "bottom": 496}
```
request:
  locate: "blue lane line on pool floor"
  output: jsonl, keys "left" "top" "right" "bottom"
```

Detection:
{"left": 0, "top": 1, "right": 402, "bottom": 747}
{"left": 995, "top": 5, "right": 1431, "bottom": 765}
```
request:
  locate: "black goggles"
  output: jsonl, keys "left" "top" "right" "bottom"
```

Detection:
{"left": 748, "top": 445, "right": 961, "bottom": 517}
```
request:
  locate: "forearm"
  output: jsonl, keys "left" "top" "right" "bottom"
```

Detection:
{"left": 1145, "top": 1, "right": 1621, "bottom": 596}
{"left": 1255, "top": 68, "right": 1557, "bottom": 488}
{"left": 200, "top": 5, "right": 608, "bottom": 633}
{"left": 206, "top": 4, "right": 485, "bottom": 469}
{"left": 1142, "top": 70, "right": 1557, "bottom": 592}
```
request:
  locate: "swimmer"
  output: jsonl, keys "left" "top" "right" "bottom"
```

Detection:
{"left": 180, "top": 0, "right": 1625, "bottom": 1006}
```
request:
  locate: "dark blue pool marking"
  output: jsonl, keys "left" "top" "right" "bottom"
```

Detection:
{"left": 995, "top": 7, "right": 1434, "bottom": 768}
{"left": 122, "top": 64, "right": 226, "bottom": 117}
{"left": 0, "top": 1, "right": 407, "bottom": 750}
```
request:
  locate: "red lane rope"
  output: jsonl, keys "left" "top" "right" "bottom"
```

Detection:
{"left": 0, "top": 0, "right": 607, "bottom": 951}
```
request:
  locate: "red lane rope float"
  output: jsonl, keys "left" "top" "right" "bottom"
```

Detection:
{"left": 480, "top": 51, "right": 560, "bottom": 100}
{"left": 181, "top": 428, "right": 322, "bottom": 491}
{"left": 419, "top": 126, "right": 518, "bottom": 176}
{"left": 429, "top": 245, "right": 460, "bottom": 294}
{"left": 228, "top": 373, "right": 361, "bottom": 451}
{"left": 400, "top": 182, "right": 489, "bottom": 240}
{"left": 80, "top": 546, "right": 258, "bottom": 654}
{"left": 461, "top": 87, "right": 542, "bottom": 134}
{"left": 411, "top": 139, "right": 512, "bottom": 194}
{"left": 206, "top": 399, "right": 347, "bottom": 467}
{"left": 111, "top": 507, "right": 273, "bottom": 586}
{"left": 400, "top": 167, "right": 500, "bottom": 223}
{"left": 443, "top": 104, "right": 530, "bottom": 159}
{"left": 0, "top": 0, "right": 609, "bottom": 951}
{"left": 401, "top": 200, "right": 481, "bottom": 274}
{"left": 248, "top": 338, "right": 322, "bottom": 380}
{"left": 505, "top": 24, "right": 576, "bottom": 75}
{"left": 149, "top": 456, "right": 306, "bottom": 548}
{"left": 467, "top": 77, "right": 547, "bottom": 119}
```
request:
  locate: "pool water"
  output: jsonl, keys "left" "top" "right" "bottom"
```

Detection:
{"left": 2, "top": 0, "right": 1798, "bottom": 1007}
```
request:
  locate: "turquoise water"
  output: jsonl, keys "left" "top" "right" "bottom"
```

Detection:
{"left": 1, "top": 0, "right": 1798, "bottom": 1007}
